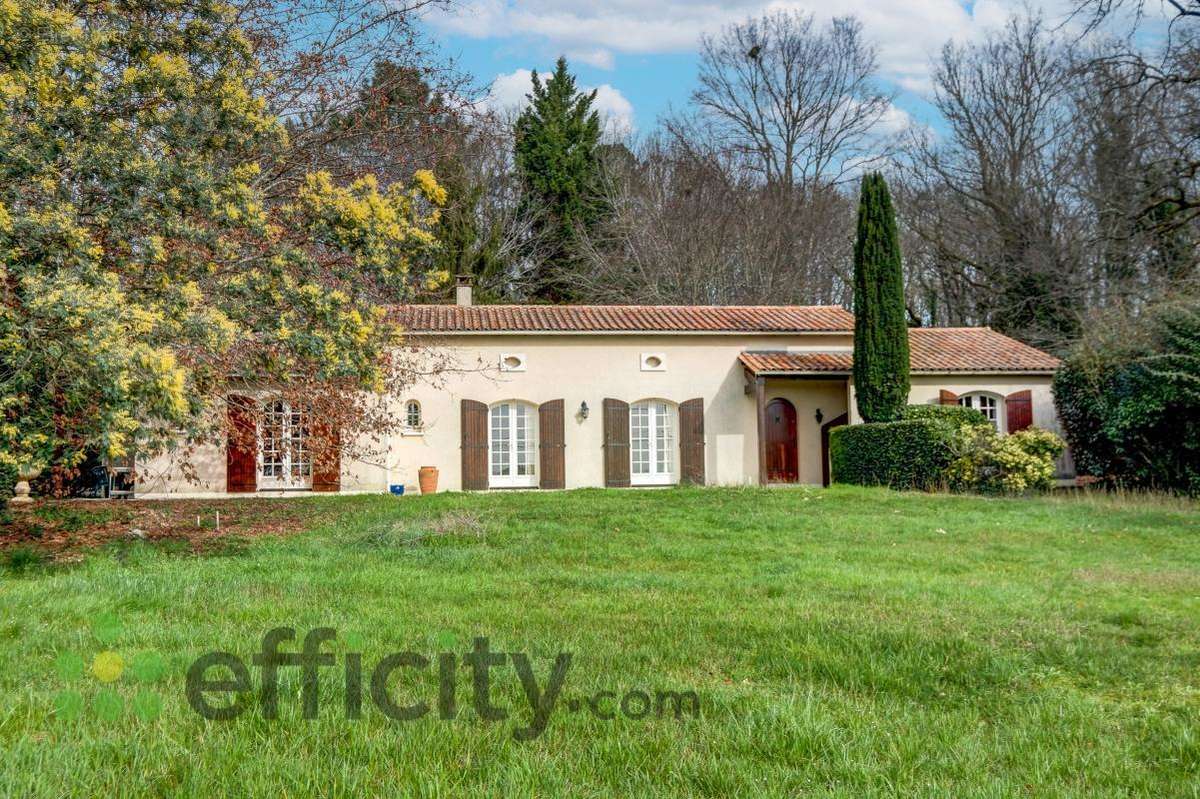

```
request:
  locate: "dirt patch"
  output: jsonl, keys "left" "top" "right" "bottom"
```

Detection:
{"left": 1, "top": 497, "right": 342, "bottom": 560}
{"left": 1074, "top": 565, "right": 1200, "bottom": 593}
{"left": 353, "top": 510, "right": 488, "bottom": 549}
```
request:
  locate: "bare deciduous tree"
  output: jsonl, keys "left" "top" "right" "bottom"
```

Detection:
{"left": 233, "top": 0, "right": 473, "bottom": 197}
{"left": 1071, "top": 0, "right": 1200, "bottom": 225}
{"left": 901, "top": 15, "right": 1089, "bottom": 348}
{"left": 684, "top": 12, "right": 897, "bottom": 189}
{"left": 899, "top": 11, "right": 1199, "bottom": 351}
{"left": 573, "top": 136, "right": 854, "bottom": 305}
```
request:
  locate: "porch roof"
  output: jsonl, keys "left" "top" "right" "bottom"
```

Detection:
{"left": 740, "top": 327, "right": 1061, "bottom": 375}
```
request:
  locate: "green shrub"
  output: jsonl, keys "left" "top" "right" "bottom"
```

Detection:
{"left": 900, "top": 404, "right": 991, "bottom": 432}
{"left": 3, "top": 545, "right": 46, "bottom": 575}
{"left": 0, "top": 461, "right": 16, "bottom": 520}
{"left": 832, "top": 410, "right": 1066, "bottom": 495}
{"left": 830, "top": 419, "right": 952, "bottom": 490}
{"left": 1053, "top": 297, "right": 1200, "bottom": 494}
{"left": 949, "top": 427, "right": 1066, "bottom": 494}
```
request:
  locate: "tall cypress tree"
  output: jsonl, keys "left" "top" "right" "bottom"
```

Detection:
{"left": 514, "top": 57, "right": 607, "bottom": 301}
{"left": 852, "top": 173, "right": 911, "bottom": 422}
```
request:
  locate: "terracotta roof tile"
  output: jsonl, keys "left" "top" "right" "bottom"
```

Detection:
{"left": 739, "top": 351, "right": 854, "bottom": 373}
{"left": 740, "top": 328, "right": 1060, "bottom": 374}
{"left": 392, "top": 304, "right": 855, "bottom": 333}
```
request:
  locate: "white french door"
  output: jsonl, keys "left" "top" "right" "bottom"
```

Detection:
{"left": 630, "top": 401, "right": 677, "bottom": 486}
{"left": 259, "top": 400, "right": 312, "bottom": 490}
{"left": 489, "top": 402, "right": 538, "bottom": 488}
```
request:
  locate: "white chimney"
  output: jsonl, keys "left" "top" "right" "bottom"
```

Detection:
{"left": 455, "top": 274, "right": 473, "bottom": 307}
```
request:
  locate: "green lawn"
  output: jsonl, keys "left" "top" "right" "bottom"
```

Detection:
{"left": 2, "top": 486, "right": 1199, "bottom": 797}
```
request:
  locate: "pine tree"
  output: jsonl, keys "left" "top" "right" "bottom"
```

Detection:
{"left": 433, "top": 160, "right": 507, "bottom": 302}
{"left": 514, "top": 57, "right": 608, "bottom": 301}
{"left": 852, "top": 173, "right": 911, "bottom": 422}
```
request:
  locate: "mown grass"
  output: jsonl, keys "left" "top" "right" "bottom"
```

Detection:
{"left": 1, "top": 485, "right": 1198, "bottom": 797}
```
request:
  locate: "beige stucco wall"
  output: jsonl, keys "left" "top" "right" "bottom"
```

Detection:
{"left": 135, "top": 333, "right": 1060, "bottom": 496}
{"left": 847, "top": 374, "right": 1059, "bottom": 432}
{"left": 137, "top": 332, "right": 849, "bottom": 495}
{"left": 386, "top": 333, "right": 850, "bottom": 492}
{"left": 137, "top": 441, "right": 226, "bottom": 496}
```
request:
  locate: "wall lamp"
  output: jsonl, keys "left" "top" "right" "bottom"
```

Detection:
{"left": 815, "top": 408, "right": 824, "bottom": 425}
{"left": 579, "top": 401, "right": 590, "bottom": 420}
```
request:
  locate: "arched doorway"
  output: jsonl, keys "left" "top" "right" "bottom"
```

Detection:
{"left": 765, "top": 398, "right": 798, "bottom": 483}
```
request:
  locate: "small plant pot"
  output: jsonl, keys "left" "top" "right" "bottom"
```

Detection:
{"left": 418, "top": 466, "right": 439, "bottom": 495}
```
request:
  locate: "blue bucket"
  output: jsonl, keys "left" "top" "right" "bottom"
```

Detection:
{"left": 389, "top": 484, "right": 405, "bottom": 496}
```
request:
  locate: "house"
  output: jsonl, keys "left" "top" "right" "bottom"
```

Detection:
{"left": 136, "top": 281, "right": 1063, "bottom": 496}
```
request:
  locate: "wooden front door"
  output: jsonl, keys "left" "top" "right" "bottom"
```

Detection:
{"left": 765, "top": 398, "right": 798, "bottom": 483}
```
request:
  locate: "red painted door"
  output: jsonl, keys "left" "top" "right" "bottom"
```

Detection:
{"left": 765, "top": 398, "right": 798, "bottom": 483}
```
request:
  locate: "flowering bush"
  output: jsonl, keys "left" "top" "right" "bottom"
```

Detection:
{"left": 0, "top": 0, "right": 447, "bottom": 477}
{"left": 948, "top": 427, "right": 1066, "bottom": 493}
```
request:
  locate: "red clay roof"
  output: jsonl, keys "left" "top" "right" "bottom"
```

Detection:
{"left": 740, "top": 328, "right": 1060, "bottom": 374}
{"left": 739, "top": 351, "right": 855, "bottom": 373}
{"left": 392, "top": 304, "right": 855, "bottom": 333}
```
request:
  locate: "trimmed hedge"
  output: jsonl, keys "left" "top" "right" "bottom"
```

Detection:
{"left": 829, "top": 419, "right": 952, "bottom": 490}
{"left": 899, "top": 404, "right": 990, "bottom": 430}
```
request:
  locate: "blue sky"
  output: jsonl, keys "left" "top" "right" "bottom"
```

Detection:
{"left": 418, "top": 0, "right": 1166, "bottom": 139}
{"left": 416, "top": 0, "right": 1055, "bottom": 135}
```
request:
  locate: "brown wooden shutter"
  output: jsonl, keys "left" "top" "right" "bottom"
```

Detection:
{"left": 679, "top": 398, "right": 705, "bottom": 485}
{"left": 1005, "top": 389, "right": 1033, "bottom": 432}
{"left": 602, "top": 398, "right": 630, "bottom": 488}
{"left": 226, "top": 395, "right": 257, "bottom": 493}
{"left": 538, "top": 399, "right": 565, "bottom": 489}
{"left": 311, "top": 416, "right": 341, "bottom": 492}
{"left": 939, "top": 390, "right": 959, "bottom": 406}
{"left": 461, "top": 399, "right": 489, "bottom": 490}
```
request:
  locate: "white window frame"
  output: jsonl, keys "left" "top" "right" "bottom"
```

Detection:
{"left": 630, "top": 400, "right": 678, "bottom": 486}
{"left": 258, "top": 400, "right": 312, "bottom": 490}
{"left": 640, "top": 352, "right": 667, "bottom": 372}
{"left": 404, "top": 399, "right": 423, "bottom": 433}
{"left": 499, "top": 353, "right": 526, "bottom": 372}
{"left": 489, "top": 401, "right": 538, "bottom": 488}
{"left": 958, "top": 392, "right": 1005, "bottom": 433}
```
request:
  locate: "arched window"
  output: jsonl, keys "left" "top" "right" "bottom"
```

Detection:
{"left": 489, "top": 401, "right": 538, "bottom": 487}
{"left": 404, "top": 400, "right": 422, "bottom": 430}
{"left": 630, "top": 400, "right": 678, "bottom": 486}
{"left": 958, "top": 392, "right": 1004, "bottom": 432}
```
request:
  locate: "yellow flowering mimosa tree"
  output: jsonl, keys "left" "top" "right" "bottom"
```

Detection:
{"left": 0, "top": 0, "right": 447, "bottom": 485}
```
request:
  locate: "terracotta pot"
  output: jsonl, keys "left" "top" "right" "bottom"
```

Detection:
{"left": 418, "top": 466, "right": 439, "bottom": 495}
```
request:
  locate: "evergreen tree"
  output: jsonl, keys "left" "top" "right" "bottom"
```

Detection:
{"left": 432, "top": 160, "right": 508, "bottom": 302}
{"left": 852, "top": 173, "right": 911, "bottom": 422}
{"left": 514, "top": 57, "right": 607, "bottom": 301}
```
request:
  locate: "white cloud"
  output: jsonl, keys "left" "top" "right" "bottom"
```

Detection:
{"left": 431, "top": 0, "right": 735, "bottom": 54}
{"left": 430, "top": 0, "right": 1083, "bottom": 98}
{"left": 482, "top": 68, "right": 636, "bottom": 139}
{"left": 484, "top": 68, "right": 537, "bottom": 112}
{"left": 565, "top": 47, "right": 616, "bottom": 70}
{"left": 875, "top": 102, "right": 913, "bottom": 136}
